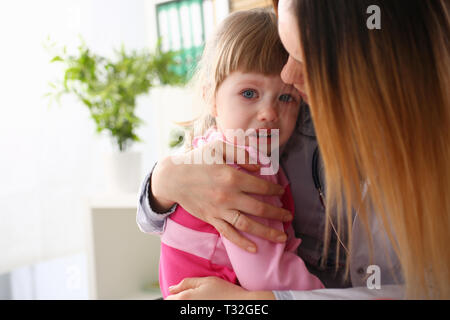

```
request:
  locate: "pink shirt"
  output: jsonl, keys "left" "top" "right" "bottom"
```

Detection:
{"left": 159, "top": 129, "right": 324, "bottom": 298}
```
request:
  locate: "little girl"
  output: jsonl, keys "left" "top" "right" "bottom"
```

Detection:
{"left": 158, "top": 8, "right": 324, "bottom": 298}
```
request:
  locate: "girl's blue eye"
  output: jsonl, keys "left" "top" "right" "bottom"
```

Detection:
{"left": 242, "top": 90, "right": 256, "bottom": 99}
{"left": 279, "top": 94, "right": 294, "bottom": 103}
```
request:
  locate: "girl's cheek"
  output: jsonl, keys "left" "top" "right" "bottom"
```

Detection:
{"left": 280, "top": 102, "right": 300, "bottom": 118}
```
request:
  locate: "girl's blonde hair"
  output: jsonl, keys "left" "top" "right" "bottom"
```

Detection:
{"left": 275, "top": 0, "right": 450, "bottom": 299}
{"left": 183, "top": 8, "right": 288, "bottom": 147}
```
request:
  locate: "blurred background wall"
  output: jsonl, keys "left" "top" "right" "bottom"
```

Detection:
{"left": 0, "top": 0, "right": 271, "bottom": 299}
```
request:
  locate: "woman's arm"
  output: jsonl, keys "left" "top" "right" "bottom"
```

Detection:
{"left": 136, "top": 168, "right": 177, "bottom": 235}
{"left": 138, "top": 140, "right": 293, "bottom": 251}
{"left": 166, "top": 277, "right": 404, "bottom": 300}
{"left": 275, "top": 285, "right": 404, "bottom": 300}
{"left": 166, "top": 277, "right": 276, "bottom": 300}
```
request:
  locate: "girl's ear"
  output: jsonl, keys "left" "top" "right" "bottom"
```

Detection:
{"left": 210, "top": 99, "right": 218, "bottom": 117}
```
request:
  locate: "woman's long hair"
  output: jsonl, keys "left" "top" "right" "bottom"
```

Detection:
{"left": 277, "top": 0, "right": 450, "bottom": 298}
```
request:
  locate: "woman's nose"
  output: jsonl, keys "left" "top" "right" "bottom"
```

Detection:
{"left": 281, "top": 56, "right": 304, "bottom": 89}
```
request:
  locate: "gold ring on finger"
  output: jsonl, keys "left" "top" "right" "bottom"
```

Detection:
{"left": 231, "top": 211, "right": 241, "bottom": 227}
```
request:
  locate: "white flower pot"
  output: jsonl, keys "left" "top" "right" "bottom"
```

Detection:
{"left": 105, "top": 151, "right": 142, "bottom": 194}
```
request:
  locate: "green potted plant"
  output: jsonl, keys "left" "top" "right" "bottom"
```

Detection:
{"left": 48, "top": 41, "right": 186, "bottom": 193}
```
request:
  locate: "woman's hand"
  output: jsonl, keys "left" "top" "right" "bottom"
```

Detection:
{"left": 151, "top": 140, "right": 292, "bottom": 252}
{"left": 165, "top": 276, "right": 275, "bottom": 300}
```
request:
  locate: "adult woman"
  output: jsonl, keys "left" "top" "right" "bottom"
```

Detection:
{"left": 138, "top": 0, "right": 449, "bottom": 299}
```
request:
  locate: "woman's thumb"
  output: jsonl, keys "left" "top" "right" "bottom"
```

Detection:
{"left": 168, "top": 277, "right": 200, "bottom": 294}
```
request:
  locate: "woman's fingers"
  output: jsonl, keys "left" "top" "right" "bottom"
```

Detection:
{"left": 234, "top": 169, "right": 285, "bottom": 196}
{"left": 232, "top": 193, "right": 292, "bottom": 221}
{"left": 232, "top": 213, "right": 288, "bottom": 243}
{"left": 214, "top": 139, "right": 261, "bottom": 172}
{"left": 211, "top": 211, "right": 288, "bottom": 252}
{"left": 203, "top": 140, "right": 285, "bottom": 195}
{"left": 212, "top": 217, "right": 258, "bottom": 252}
{"left": 167, "top": 141, "right": 293, "bottom": 252}
{"left": 168, "top": 277, "right": 202, "bottom": 295}
{"left": 166, "top": 276, "right": 252, "bottom": 300}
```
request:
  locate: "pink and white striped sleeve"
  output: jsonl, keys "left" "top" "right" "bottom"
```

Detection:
{"left": 220, "top": 215, "right": 324, "bottom": 291}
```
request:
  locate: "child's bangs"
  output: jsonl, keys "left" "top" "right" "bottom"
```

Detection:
{"left": 214, "top": 9, "right": 288, "bottom": 86}
{"left": 233, "top": 34, "right": 288, "bottom": 76}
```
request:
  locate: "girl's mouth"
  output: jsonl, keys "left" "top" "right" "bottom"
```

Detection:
{"left": 255, "top": 128, "right": 276, "bottom": 138}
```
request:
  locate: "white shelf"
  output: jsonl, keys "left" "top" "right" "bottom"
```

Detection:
{"left": 125, "top": 290, "right": 163, "bottom": 300}
{"left": 87, "top": 193, "right": 162, "bottom": 300}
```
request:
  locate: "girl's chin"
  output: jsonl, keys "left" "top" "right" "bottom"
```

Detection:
{"left": 222, "top": 131, "right": 284, "bottom": 155}
{"left": 247, "top": 137, "right": 273, "bottom": 156}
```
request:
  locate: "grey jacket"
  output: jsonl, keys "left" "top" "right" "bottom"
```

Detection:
{"left": 136, "top": 104, "right": 404, "bottom": 299}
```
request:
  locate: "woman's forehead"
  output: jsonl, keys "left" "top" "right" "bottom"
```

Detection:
{"left": 272, "top": 0, "right": 279, "bottom": 13}
{"left": 277, "top": 0, "right": 295, "bottom": 13}
{"left": 277, "top": 0, "right": 303, "bottom": 62}
{"left": 273, "top": 0, "right": 297, "bottom": 13}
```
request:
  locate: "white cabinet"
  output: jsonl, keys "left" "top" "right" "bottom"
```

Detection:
{"left": 87, "top": 194, "right": 162, "bottom": 299}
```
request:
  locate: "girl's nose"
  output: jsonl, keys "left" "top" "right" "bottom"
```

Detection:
{"left": 257, "top": 102, "right": 278, "bottom": 122}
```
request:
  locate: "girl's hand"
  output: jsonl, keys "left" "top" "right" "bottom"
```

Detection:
{"left": 165, "top": 276, "right": 275, "bottom": 300}
{"left": 151, "top": 139, "right": 292, "bottom": 253}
